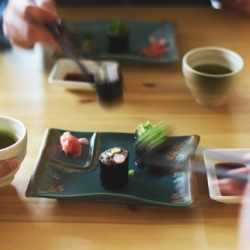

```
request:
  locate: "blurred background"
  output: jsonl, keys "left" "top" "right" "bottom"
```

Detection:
{"left": 55, "top": 0, "right": 211, "bottom": 6}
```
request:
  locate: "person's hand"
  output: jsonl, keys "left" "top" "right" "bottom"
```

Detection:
{"left": 0, "top": 159, "right": 19, "bottom": 178}
{"left": 217, "top": 167, "right": 250, "bottom": 196}
{"left": 220, "top": 0, "right": 250, "bottom": 16}
{"left": 3, "top": 0, "right": 59, "bottom": 49}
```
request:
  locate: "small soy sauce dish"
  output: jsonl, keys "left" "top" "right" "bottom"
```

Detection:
{"left": 48, "top": 59, "right": 123, "bottom": 101}
{"left": 203, "top": 148, "right": 250, "bottom": 204}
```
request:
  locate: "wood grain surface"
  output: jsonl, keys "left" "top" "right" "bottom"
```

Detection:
{"left": 0, "top": 5, "right": 249, "bottom": 250}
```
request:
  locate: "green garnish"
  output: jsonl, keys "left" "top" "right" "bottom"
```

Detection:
{"left": 107, "top": 20, "right": 129, "bottom": 36}
{"left": 136, "top": 121, "right": 152, "bottom": 138}
{"left": 128, "top": 169, "right": 136, "bottom": 176}
{"left": 136, "top": 121, "right": 173, "bottom": 151}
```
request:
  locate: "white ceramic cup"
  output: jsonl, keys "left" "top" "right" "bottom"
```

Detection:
{"left": 182, "top": 47, "right": 244, "bottom": 107}
{"left": 0, "top": 116, "right": 27, "bottom": 187}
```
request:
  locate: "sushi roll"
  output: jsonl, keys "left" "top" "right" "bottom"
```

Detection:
{"left": 99, "top": 147, "right": 129, "bottom": 189}
{"left": 106, "top": 20, "right": 130, "bottom": 54}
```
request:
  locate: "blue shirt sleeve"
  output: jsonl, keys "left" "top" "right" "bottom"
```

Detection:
{"left": 0, "top": 0, "right": 11, "bottom": 49}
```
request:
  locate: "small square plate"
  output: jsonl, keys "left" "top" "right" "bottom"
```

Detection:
{"left": 48, "top": 59, "right": 119, "bottom": 91}
{"left": 203, "top": 148, "right": 250, "bottom": 204}
{"left": 26, "top": 128, "right": 200, "bottom": 207}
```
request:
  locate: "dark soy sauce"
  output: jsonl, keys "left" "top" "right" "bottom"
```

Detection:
{"left": 64, "top": 73, "right": 94, "bottom": 83}
{"left": 214, "top": 162, "right": 247, "bottom": 179}
{"left": 193, "top": 64, "right": 233, "bottom": 75}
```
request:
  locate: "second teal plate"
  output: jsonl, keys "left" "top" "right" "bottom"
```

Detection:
{"left": 54, "top": 20, "right": 179, "bottom": 65}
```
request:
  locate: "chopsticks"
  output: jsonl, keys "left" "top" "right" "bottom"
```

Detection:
{"left": 45, "top": 21, "right": 93, "bottom": 83}
{"left": 134, "top": 121, "right": 249, "bottom": 182}
{"left": 136, "top": 147, "right": 249, "bottom": 182}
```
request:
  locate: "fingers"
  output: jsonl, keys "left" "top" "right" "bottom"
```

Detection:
{"left": 220, "top": 0, "right": 250, "bottom": 15}
{"left": 3, "top": 0, "right": 60, "bottom": 49}
{"left": 217, "top": 168, "right": 250, "bottom": 196}
{"left": 228, "top": 167, "right": 250, "bottom": 175}
{"left": 218, "top": 178, "right": 246, "bottom": 196}
{"left": 24, "top": 6, "right": 57, "bottom": 23}
{"left": 3, "top": 14, "right": 59, "bottom": 49}
{"left": 0, "top": 159, "right": 19, "bottom": 178}
{"left": 9, "top": 0, "right": 58, "bottom": 22}
{"left": 35, "top": 0, "right": 58, "bottom": 14}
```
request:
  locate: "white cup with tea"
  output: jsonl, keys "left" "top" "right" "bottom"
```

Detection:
{"left": 0, "top": 116, "right": 27, "bottom": 187}
{"left": 182, "top": 47, "right": 244, "bottom": 107}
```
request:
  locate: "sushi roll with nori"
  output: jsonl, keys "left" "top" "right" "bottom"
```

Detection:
{"left": 99, "top": 147, "right": 129, "bottom": 189}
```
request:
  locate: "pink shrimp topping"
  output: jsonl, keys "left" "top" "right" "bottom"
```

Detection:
{"left": 60, "top": 131, "right": 89, "bottom": 158}
{"left": 113, "top": 153, "right": 126, "bottom": 164}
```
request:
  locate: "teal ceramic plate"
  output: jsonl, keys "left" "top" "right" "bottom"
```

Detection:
{"left": 53, "top": 20, "right": 179, "bottom": 65}
{"left": 26, "top": 129, "right": 200, "bottom": 207}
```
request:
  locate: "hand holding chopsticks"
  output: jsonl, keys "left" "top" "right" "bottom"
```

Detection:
{"left": 3, "top": 0, "right": 59, "bottom": 49}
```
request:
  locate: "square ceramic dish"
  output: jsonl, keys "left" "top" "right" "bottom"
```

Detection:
{"left": 203, "top": 148, "right": 250, "bottom": 204}
{"left": 48, "top": 59, "right": 119, "bottom": 91}
{"left": 26, "top": 128, "right": 200, "bottom": 207}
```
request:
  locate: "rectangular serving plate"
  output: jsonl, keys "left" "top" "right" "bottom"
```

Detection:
{"left": 53, "top": 20, "right": 179, "bottom": 65}
{"left": 26, "top": 129, "right": 200, "bottom": 207}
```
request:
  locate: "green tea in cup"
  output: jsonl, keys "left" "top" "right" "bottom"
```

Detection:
{"left": 193, "top": 64, "right": 233, "bottom": 75}
{"left": 0, "top": 130, "right": 19, "bottom": 149}
{"left": 182, "top": 46, "right": 244, "bottom": 107}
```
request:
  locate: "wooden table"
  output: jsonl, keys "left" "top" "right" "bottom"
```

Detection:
{"left": 0, "top": 5, "right": 250, "bottom": 250}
